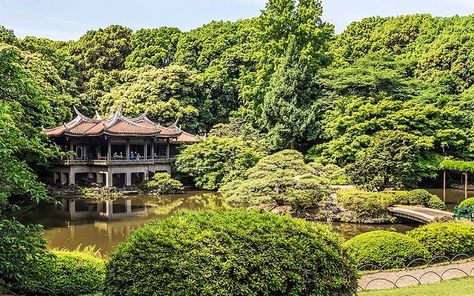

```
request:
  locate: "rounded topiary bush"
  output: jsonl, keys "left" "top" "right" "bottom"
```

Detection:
{"left": 344, "top": 230, "right": 429, "bottom": 269}
{"left": 19, "top": 250, "right": 105, "bottom": 295}
{"left": 459, "top": 197, "right": 474, "bottom": 208}
{"left": 407, "top": 222, "right": 474, "bottom": 258}
{"left": 105, "top": 209, "right": 358, "bottom": 296}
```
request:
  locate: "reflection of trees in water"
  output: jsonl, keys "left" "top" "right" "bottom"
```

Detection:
{"left": 148, "top": 193, "right": 227, "bottom": 217}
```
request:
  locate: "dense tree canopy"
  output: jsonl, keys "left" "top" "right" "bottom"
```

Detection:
{"left": 0, "top": 44, "right": 61, "bottom": 215}
{"left": 1, "top": 8, "right": 473, "bottom": 198}
{"left": 175, "top": 137, "right": 267, "bottom": 190}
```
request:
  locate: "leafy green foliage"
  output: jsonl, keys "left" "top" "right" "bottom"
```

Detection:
{"left": 175, "top": 137, "right": 267, "bottom": 190}
{"left": 221, "top": 150, "right": 329, "bottom": 210}
{"left": 258, "top": 0, "right": 333, "bottom": 149}
{"left": 344, "top": 230, "right": 430, "bottom": 269}
{"left": 17, "top": 250, "right": 105, "bottom": 295}
{"left": 459, "top": 197, "right": 474, "bottom": 208}
{"left": 97, "top": 65, "right": 204, "bottom": 130}
{"left": 0, "top": 44, "right": 61, "bottom": 215}
{"left": 337, "top": 190, "right": 396, "bottom": 221}
{"left": 70, "top": 25, "right": 132, "bottom": 78}
{"left": 346, "top": 130, "right": 437, "bottom": 191}
{"left": 439, "top": 158, "right": 474, "bottom": 173}
{"left": 407, "top": 222, "right": 474, "bottom": 257}
{"left": 337, "top": 189, "right": 447, "bottom": 220}
{"left": 307, "top": 162, "right": 349, "bottom": 185}
{"left": 146, "top": 173, "right": 184, "bottom": 194}
{"left": 105, "top": 210, "right": 358, "bottom": 296}
{"left": 0, "top": 219, "right": 48, "bottom": 291}
{"left": 396, "top": 189, "right": 447, "bottom": 210}
{"left": 126, "top": 27, "right": 181, "bottom": 68}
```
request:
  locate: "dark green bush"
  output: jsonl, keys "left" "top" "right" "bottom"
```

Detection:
{"left": 105, "top": 209, "right": 358, "bottom": 296}
{"left": 344, "top": 230, "right": 429, "bottom": 269}
{"left": 337, "top": 190, "right": 395, "bottom": 220}
{"left": 459, "top": 197, "right": 474, "bottom": 208}
{"left": 407, "top": 222, "right": 474, "bottom": 257}
{"left": 18, "top": 250, "right": 105, "bottom": 295}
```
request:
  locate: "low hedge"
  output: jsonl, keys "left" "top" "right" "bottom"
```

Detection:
{"left": 407, "top": 222, "right": 474, "bottom": 258}
{"left": 459, "top": 197, "right": 474, "bottom": 208}
{"left": 337, "top": 189, "right": 447, "bottom": 220}
{"left": 18, "top": 250, "right": 105, "bottom": 295}
{"left": 344, "top": 230, "right": 429, "bottom": 269}
{"left": 393, "top": 189, "right": 447, "bottom": 210}
{"left": 105, "top": 209, "right": 358, "bottom": 296}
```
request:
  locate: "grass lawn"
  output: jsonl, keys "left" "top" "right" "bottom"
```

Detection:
{"left": 359, "top": 276, "right": 474, "bottom": 296}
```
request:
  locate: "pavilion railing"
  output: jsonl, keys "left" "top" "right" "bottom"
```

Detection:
{"left": 57, "top": 157, "right": 172, "bottom": 166}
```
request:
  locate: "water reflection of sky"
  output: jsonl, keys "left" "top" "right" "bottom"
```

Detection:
{"left": 23, "top": 188, "right": 467, "bottom": 254}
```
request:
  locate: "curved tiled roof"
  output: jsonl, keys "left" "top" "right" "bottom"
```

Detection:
{"left": 43, "top": 107, "right": 195, "bottom": 142}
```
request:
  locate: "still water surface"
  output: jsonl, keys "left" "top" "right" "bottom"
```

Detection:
{"left": 23, "top": 188, "right": 465, "bottom": 254}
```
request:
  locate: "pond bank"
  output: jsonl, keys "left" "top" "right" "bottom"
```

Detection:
{"left": 23, "top": 191, "right": 418, "bottom": 254}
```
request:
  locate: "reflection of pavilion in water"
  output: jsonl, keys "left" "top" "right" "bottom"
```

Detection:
{"left": 53, "top": 198, "right": 152, "bottom": 246}
{"left": 58, "top": 198, "right": 150, "bottom": 221}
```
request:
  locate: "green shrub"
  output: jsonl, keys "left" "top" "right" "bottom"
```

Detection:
{"left": 146, "top": 172, "right": 184, "bottom": 194}
{"left": 344, "top": 230, "right": 429, "bottom": 269}
{"left": 459, "top": 197, "right": 474, "bottom": 208}
{"left": 407, "top": 222, "right": 474, "bottom": 257}
{"left": 105, "top": 210, "right": 358, "bottom": 296}
{"left": 337, "top": 190, "right": 395, "bottom": 220}
{"left": 0, "top": 220, "right": 47, "bottom": 292}
{"left": 18, "top": 250, "right": 105, "bottom": 295}
{"left": 394, "top": 189, "right": 447, "bottom": 210}
{"left": 337, "top": 189, "right": 447, "bottom": 221}
{"left": 221, "top": 150, "right": 329, "bottom": 211}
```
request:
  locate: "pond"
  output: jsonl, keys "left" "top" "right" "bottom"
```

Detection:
{"left": 23, "top": 188, "right": 465, "bottom": 254}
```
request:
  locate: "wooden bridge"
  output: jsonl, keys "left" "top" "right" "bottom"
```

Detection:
{"left": 388, "top": 205, "right": 453, "bottom": 223}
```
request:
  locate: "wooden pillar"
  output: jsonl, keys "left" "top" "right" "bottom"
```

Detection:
{"left": 69, "top": 142, "right": 74, "bottom": 159}
{"left": 166, "top": 138, "right": 170, "bottom": 158}
{"left": 443, "top": 170, "right": 446, "bottom": 203}
{"left": 107, "top": 138, "right": 111, "bottom": 161}
{"left": 144, "top": 140, "right": 148, "bottom": 159}
{"left": 151, "top": 139, "right": 155, "bottom": 160}
{"left": 465, "top": 172, "right": 468, "bottom": 200}
{"left": 126, "top": 139, "right": 130, "bottom": 160}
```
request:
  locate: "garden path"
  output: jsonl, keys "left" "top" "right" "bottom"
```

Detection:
{"left": 359, "top": 260, "right": 474, "bottom": 291}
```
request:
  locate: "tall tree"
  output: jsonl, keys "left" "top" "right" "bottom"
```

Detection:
{"left": 0, "top": 44, "right": 59, "bottom": 215}
{"left": 258, "top": 0, "right": 333, "bottom": 149}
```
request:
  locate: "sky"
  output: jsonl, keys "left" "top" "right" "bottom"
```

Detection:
{"left": 0, "top": 0, "right": 472, "bottom": 41}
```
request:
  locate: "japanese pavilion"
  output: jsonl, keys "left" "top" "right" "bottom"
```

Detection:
{"left": 43, "top": 107, "right": 197, "bottom": 187}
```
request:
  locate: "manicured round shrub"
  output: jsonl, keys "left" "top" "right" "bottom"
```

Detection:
{"left": 19, "top": 250, "right": 105, "bottom": 295}
{"left": 105, "top": 209, "right": 358, "bottom": 296}
{"left": 344, "top": 230, "right": 429, "bottom": 269}
{"left": 407, "top": 222, "right": 474, "bottom": 257}
{"left": 459, "top": 197, "right": 474, "bottom": 208}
